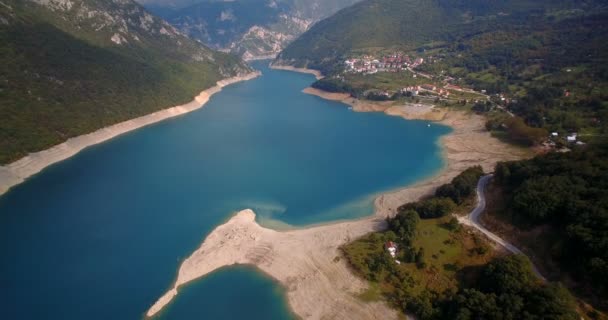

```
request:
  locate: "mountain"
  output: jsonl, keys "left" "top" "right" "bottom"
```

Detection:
{"left": 143, "top": 0, "right": 362, "bottom": 60}
{"left": 277, "top": 0, "right": 608, "bottom": 141}
{"left": 0, "top": 0, "right": 251, "bottom": 164}
{"left": 278, "top": 0, "right": 606, "bottom": 72}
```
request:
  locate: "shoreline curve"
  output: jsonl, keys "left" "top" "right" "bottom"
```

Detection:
{"left": 146, "top": 68, "right": 532, "bottom": 319}
{"left": 0, "top": 71, "right": 261, "bottom": 196}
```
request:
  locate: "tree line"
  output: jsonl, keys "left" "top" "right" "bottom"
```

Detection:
{"left": 494, "top": 144, "right": 608, "bottom": 306}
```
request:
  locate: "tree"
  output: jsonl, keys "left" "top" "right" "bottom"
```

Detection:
{"left": 523, "top": 284, "right": 578, "bottom": 320}
{"left": 436, "top": 166, "right": 484, "bottom": 204}
{"left": 446, "top": 217, "right": 461, "bottom": 231}
{"left": 447, "top": 289, "right": 501, "bottom": 320}
{"left": 512, "top": 176, "right": 570, "bottom": 224}
{"left": 388, "top": 209, "right": 420, "bottom": 244}
{"left": 480, "top": 255, "right": 535, "bottom": 294}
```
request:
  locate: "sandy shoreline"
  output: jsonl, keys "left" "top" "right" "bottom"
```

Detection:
{"left": 270, "top": 64, "right": 324, "bottom": 80}
{"left": 0, "top": 71, "right": 261, "bottom": 196}
{"left": 146, "top": 104, "right": 531, "bottom": 318}
{"left": 303, "top": 87, "right": 448, "bottom": 121}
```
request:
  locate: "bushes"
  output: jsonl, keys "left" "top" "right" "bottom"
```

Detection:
{"left": 486, "top": 116, "right": 549, "bottom": 146}
{"left": 443, "top": 255, "right": 578, "bottom": 320}
{"left": 311, "top": 78, "right": 362, "bottom": 96}
{"left": 397, "top": 166, "right": 484, "bottom": 220}
{"left": 400, "top": 197, "right": 457, "bottom": 219}
{"left": 388, "top": 209, "right": 419, "bottom": 244}
{"left": 436, "top": 166, "right": 484, "bottom": 205}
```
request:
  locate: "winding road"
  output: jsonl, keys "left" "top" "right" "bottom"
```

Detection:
{"left": 458, "top": 174, "right": 546, "bottom": 281}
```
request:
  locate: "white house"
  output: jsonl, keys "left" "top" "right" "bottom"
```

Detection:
{"left": 385, "top": 241, "right": 398, "bottom": 258}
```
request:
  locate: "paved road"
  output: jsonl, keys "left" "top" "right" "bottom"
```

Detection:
{"left": 458, "top": 174, "right": 546, "bottom": 281}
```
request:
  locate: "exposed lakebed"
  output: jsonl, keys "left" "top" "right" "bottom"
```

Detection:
{"left": 0, "top": 61, "right": 450, "bottom": 319}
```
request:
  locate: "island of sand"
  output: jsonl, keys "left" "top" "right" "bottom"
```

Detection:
{"left": 0, "top": 71, "right": 261, "bottom": 196}
{"left": 146, "top": 110, "right": 531, "bottom": 319}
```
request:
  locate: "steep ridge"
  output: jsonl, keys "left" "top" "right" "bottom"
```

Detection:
{"left": 277, "top": 0, "right": 607, "bottom": 73}
{"left": 0, "top": 0, "right": 252, "bottom": 164}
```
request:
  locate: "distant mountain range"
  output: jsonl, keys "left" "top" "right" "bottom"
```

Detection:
{"left": 141, "top": 0, "right": 362, "bottom": 60}
{"left": 0, "top": 0, "right": 251, "bottom": 164}
{"left": 276, "top": 0, "right": 608, "bottom": 159}
{"left": 277, "top": 0, "right": 608, "bottom": 73}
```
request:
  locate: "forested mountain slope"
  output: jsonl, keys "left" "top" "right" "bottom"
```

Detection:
{"left": 0, "top": 0, "right": 251, "bottom": 164}
{"left": 279, "top": 0, "right": 605, "bottom": 71}
{"left": 277, "top": 0, "right": 608, "bottom": 143}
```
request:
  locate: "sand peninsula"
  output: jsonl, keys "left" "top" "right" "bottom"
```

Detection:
{"left": 147, "top": 106, "right": 531, "bottom": 319}
{"left": 0, "top": 71, "right": 261, "bottom": 196}
{"left": 303, "top": 87, "right": 448, "bottom": 121}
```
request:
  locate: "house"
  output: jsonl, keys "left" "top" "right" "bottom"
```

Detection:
{"left": 567, "top": 133, "right": 577, "bottom": 142}
{"left": 551, "top": 132, "right": 559, "bottom": 137}
{"left": 385, "top": 241, "right": 398, "bottom": 257}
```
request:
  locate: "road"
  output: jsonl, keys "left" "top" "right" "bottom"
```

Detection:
{"left": 458, "top": 174, "right": 546, "bottom": 281}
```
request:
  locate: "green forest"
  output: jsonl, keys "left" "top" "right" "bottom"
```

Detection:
{"left": 0, "top": 0, "right": 250, "bottom": 164}
{"left": 278, "top": 0, "right": 608, "bottom": 144}
{"left": 493, "top": 144, "right": 608, "bottom": 309}
{"left": 343, "top": 166, "right": 581, "bottom": 319}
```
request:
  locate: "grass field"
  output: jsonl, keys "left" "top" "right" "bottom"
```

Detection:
{"left": 343, "top": 215, "right": 496, "bottom": 304}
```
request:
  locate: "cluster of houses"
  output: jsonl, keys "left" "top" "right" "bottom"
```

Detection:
{"left": 551, "top": 132, "right": 582, "bottom": 144}
{"left": 543, "top": 132, "right": 585, "bottom": 150}
{"left": 344, "top": 53, "right": 424, "bottom": 74}
{"left": 401, "top": 84, "right": 451, "bottom": 98}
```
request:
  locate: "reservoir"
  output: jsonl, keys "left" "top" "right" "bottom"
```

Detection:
{"left": 0, "top": 61, "right": 450, "bottom": 319}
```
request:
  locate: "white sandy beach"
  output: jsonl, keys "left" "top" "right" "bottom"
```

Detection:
{"left": 0, "top": 71, "right": 261, "bottom": 196}
{"left": 146, "top": 109, "right": 531, "bottom": 319}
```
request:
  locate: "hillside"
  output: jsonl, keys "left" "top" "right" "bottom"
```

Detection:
{"left": 144, "top": 0, "right": 362, "bottom": 60}
{"left": 0, "top": 0, "right": 251, "bottom": 164}
{"left": 279, "top": 0, "right": 603, "bottom": 70}
{"left": 343, "top": 166, "right": 583, "bottom": 320}
{"left": 489, "top": 145, "right": 608, "bottom": 310}
{"left": 277, "top": 0, "right": 608, "bottom": 143}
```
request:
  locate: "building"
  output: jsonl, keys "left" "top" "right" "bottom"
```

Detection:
{"left": 385, "top": 241, "right": 398, "bottom": 257}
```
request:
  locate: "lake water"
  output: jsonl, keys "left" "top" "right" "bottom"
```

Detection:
{"left": 0, "top": 61, "right": 450, "bottom": 319}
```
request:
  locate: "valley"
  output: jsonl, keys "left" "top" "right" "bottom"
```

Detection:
{"left": 1, "top": 0, "right": 607, "bottom": 319}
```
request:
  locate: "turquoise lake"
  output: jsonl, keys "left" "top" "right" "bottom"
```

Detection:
{"left": 0, "top": 61, "right": 450, "bottom": 319}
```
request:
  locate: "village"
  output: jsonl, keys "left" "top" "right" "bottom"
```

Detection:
{"left": 336, "top": 52, "right": 479, "bottom": 100}
{"left": 344, "top": 53, "right": 425, "bottom": 75}
{"left": 338, "top": 53, "right": 585, "bottom": 150}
